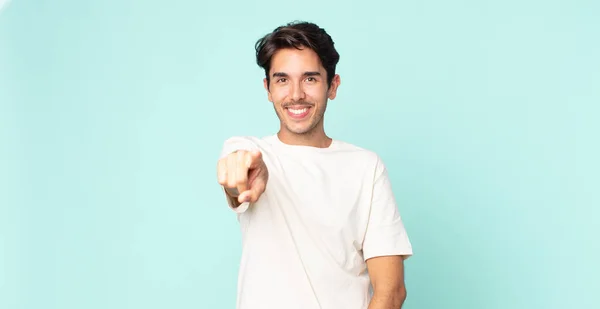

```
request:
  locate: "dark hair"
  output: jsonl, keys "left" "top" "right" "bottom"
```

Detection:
{"left": 255, "top": 21, "right": 340, "bottom": 88}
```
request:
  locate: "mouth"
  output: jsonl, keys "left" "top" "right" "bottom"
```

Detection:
{"left": 285, "top": 105, "right": 312, "bottom": 120}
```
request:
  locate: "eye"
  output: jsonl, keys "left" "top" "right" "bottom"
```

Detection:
{"left": 305, "top": 77, "right": 317, "bottom": 82}
{"left": 276, "top": 78, "right": 287, "bottom": 83}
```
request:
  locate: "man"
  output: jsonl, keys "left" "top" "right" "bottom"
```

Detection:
{"left": 216, "top": 21, "right": 413, "bottom": 309}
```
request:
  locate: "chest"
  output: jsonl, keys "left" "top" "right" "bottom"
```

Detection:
{"left": 265, "top": 155, "right": 375, "bottom": 235}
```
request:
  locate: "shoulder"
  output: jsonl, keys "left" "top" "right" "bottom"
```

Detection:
{"left": 331, "top": 139, "right": 387, "bottom": 171}
{"left": 332, "top": 139, "right": 382, "bottom": 160}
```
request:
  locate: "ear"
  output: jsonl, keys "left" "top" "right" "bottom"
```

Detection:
{"left": 263, "top": 78, "right": 273, "bottom": 102}
{"left": 327, "top": 74, "right": 341, "bottom": 100}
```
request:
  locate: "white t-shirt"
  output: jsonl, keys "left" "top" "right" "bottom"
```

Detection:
{"left": 219, "top": 134, "right": 413, "bottom": 309}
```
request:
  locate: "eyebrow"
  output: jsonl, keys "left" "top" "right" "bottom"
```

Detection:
{"left": 272, "top": 71, "right": 322, "bottom": 78}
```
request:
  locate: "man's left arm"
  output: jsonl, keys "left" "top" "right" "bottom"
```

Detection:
{"left": 362, "top": 157, "right": 413, "bottom": 309}
{"left": 366, "top": 255, "right": 407, "bottom": 309}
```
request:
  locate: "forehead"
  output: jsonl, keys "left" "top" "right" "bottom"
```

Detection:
{"left": 269, "top": 47, "right": 324, "bottom": 74}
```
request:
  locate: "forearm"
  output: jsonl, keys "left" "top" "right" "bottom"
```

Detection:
{"left": 367, "top": 286, "right": 406, "bottom": 309}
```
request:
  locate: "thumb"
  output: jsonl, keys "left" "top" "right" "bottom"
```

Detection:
{"left": 237, "top": 177, "right": 266, "bottom": 203}
{"left": 248, "top": 177, "right": 266, "bottom": 202}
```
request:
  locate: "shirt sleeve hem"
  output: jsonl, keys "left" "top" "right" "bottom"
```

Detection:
{"left": 363, "top": 249, "right": 413, "bottom": 261}
{"left": 230, "top": 201, "right": 250, "bottom": 214}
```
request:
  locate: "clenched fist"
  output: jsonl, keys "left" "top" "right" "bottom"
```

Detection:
{"left": 217, "top": 150, "right": 268, "bottom": 205}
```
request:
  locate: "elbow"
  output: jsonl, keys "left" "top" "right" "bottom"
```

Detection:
{"left": 398, "top": 285, "right": 407, "bottom": 307}
{"left": 387, "top": 284, "right": 407, "bottom": 308}
{"left": 393, "top": 285, "right": 407, "bottom": 308}
{"left": 373, "top": 284, "right": 407, "bottom": 308}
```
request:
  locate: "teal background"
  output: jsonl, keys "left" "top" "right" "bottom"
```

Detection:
{"left": 1, "top": 0, "right": 598, "bottom": 308}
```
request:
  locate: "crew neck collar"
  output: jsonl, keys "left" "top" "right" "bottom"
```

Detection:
{"left": 270, "top": 134, "right": 338, "bottom": 152}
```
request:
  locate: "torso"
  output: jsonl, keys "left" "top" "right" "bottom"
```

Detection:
{"left": 234, "top": 135, "right": 380, "bottom": 309}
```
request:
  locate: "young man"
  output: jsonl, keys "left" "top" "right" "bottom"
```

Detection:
{"left": 216, "top": 21, "right": 413, "bottom": 309}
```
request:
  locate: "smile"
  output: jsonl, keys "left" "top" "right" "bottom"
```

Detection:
{"left": 289, "top": 108, "right": 307, "bottom": 114}
{"left": 285, "top": 105, "right": 312, "bottom": 119}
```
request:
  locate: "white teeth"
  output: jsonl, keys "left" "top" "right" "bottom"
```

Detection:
{"left": 289, "top": 108, "right": 307, "bottom": 115}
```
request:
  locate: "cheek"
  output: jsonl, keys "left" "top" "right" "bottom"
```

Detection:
{"left": 306, "top": 88, "right": 327, "bottom": 102}
{"left": 271, "top": 90, "right": 288, "bottom": 104}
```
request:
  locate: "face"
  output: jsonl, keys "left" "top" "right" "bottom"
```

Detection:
{"left": 264, "top": 47, "right": 340, "bottom": 137}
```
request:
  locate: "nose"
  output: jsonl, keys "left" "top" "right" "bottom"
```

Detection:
{"left": 290, "top": 81, "right": 306, "bottom": 102}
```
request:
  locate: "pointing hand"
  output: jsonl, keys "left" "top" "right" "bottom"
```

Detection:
{"left": 217, "top": 150, "right": 268, "bottom": 204}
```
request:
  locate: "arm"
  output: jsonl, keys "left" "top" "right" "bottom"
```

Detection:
{"left": 362, "top": 156, "right": 412, "bottom": 308}
{"left": 366, "top": 255, "right": 407, "bottom": 309}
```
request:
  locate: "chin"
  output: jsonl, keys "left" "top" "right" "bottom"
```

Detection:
{"left": 287, "top": 123, "right": 316, "bottom": 135}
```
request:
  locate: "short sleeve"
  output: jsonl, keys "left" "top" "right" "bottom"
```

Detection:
{"left": 219, "top": 136, "right": 260, "bottom": 214}
{"left": 362, "top": 157, "right": 413, "bottom": 261}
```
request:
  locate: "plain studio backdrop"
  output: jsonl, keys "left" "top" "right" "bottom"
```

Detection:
{"left": 1, "top": 0, "right": 598, "bottom": 308}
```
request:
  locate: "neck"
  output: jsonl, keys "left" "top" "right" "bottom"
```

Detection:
{"left": 277, "top": 127, "right": 332, "bottom": 148}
